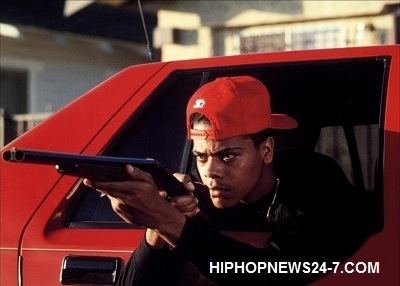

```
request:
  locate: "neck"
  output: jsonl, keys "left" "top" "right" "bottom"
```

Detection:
{"left": 242, "top": 165, "right": 277, "bottom": 204}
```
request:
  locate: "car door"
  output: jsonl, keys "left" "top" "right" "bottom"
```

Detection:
{"left": 13, "top": 68, "right": 209, "bottom": 285}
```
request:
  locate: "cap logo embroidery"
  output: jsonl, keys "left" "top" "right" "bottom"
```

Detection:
{"left": 190, "top": 129, "right": 209, "bottom": 139}
{"left": 193, "top": 99, "right": 205, "bottom": 109}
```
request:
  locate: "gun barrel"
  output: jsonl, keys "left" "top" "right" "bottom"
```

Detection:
{"left": 2, "top": 148, "right": 188, "bottom": 197}
{"left": 3, "top": 149, "right": 71, "bottom": 165}
{"left": 3, "top": 148, "right": 156, "bottom": 166}
{"left": 3, "top": 149, "right": 25, "bottom": 161}
{"left": 4, "top": 148, "right": 83, "bottom": 165}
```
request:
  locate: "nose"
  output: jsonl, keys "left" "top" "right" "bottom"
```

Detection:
{"left": 203, "top": 156, "right": 224, "bottom": 179}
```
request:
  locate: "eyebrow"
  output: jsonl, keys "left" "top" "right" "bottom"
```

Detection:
{"left": 192, "top": 147, "right": 243, "bottom": 157}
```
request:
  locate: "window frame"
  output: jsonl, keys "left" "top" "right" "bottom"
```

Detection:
{"left": 66, "top": 56, "right": 389, "bottom": 231}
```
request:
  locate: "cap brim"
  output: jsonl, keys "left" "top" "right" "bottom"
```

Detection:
{"left": 269, "top": 114, "right": 298, "bottom": 129}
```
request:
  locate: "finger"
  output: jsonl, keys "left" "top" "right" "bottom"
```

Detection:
{"left": 170, "top": 196, "right": 197, "bottom": 207}
{"left": 84, "top": 179, "right": 107, "bottom": 197}
{"left": 158, "top": 191, "right": 168, "bottom": 199}
{"left": 185, "top": 181, "right": 195, "bottom": 192}
{"left": 83, "top": 178, "right": 93, "bottom": 187}
{"left": 176, "top": 201, "right": 198, "bottom": 213}
{"left": 90, "top": 180, "right": 142, "bottom": 192}
{"left": 171, "top": 197, "right": 198, "bottom": 212}
{"left": 108, "top": 197, "right": 134, "bottom": 222}
{"left": 125, "top": 165, "right": 155, "bottom": 184}
{"left": 90, "top": 180, "right": 154, "bottom": 199}
{"left": 183, "top": 207, "right": 200, "bottom": 218}
{"left": 173, "top": 173, "right": 195, "bottom": 192}
{"left": 173, "top": 173, "right": 187, "bottom": 182}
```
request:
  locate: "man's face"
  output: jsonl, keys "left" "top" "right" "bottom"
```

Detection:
{"left": 193, "top": 133, "right": 273, "bottom": 208}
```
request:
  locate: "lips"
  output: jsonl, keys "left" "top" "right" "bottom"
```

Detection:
{"left": 209, "top": 185, "right": 229, "bottom": 198}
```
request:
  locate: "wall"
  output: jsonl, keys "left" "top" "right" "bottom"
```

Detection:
{"left": 0, "top": 25, "right": 148, "bottom": 113}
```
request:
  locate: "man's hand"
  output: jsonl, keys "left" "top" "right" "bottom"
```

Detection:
{"left": 147, "top": 173, "right": 200, "bottom": 248}
{"left": 83, "top": 165, "right": 187, "bottom": 246}
{"left": 172, "top": 172, "right": 200, "bottom": 217}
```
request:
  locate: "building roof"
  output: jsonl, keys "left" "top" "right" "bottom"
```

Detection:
{"left": 0, "top": 0, "right": 156, "bottom": 43}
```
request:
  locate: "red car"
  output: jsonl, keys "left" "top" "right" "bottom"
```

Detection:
{"left": 1, "top": 45, "right": 399, "bottom": 285}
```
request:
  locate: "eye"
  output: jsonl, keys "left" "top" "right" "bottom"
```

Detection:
{"left": 194, "top": 154, "right": 208, "bottom": 163}
{"left": 221, "top": 153, "right": 236, "bottom": 162}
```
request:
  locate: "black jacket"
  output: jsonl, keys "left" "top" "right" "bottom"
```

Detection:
{"left": 117, "top": 152, "right": 371, "bottom": 286}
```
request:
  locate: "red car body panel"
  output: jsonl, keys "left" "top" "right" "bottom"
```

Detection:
{"left": 1, "top": 45, "right": 399, "bottom": 285}
{"left": 0, "top": 62, "right": 167, "bottom": 285}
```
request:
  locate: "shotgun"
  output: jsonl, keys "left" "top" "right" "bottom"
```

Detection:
{"left": 2, "top": 148, "right": 188, "bottom": 197}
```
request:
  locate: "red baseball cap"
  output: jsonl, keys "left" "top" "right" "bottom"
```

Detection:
{"left": 186, "top": 76, "right": 298, "bottom": 140}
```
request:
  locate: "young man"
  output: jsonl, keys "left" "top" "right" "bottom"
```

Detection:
{"left": 85, "top": 76, "right": 369, "bottom": 285}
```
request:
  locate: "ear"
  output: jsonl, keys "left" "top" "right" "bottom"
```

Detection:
{"left": 259, "top": 137, "right": 274, "bottom": 164}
